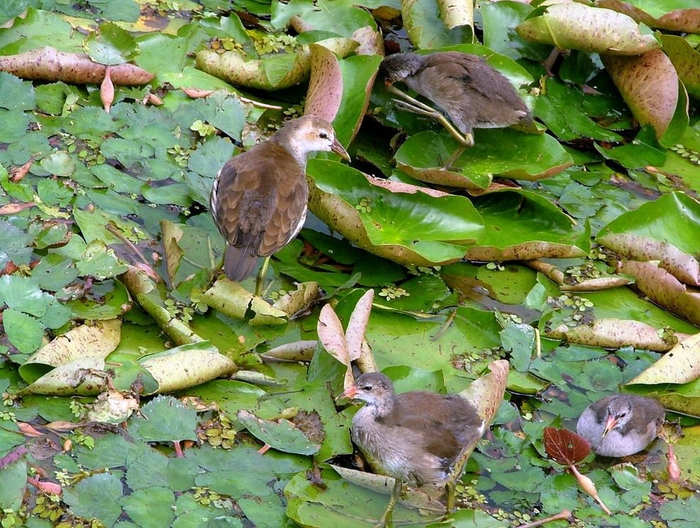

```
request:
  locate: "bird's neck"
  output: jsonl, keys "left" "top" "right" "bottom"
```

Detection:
{"left": 364, "top": 397, "right": 395, "bottom": 421}
{"left": 272, "top": 136, "right": 311, "bottom": 167}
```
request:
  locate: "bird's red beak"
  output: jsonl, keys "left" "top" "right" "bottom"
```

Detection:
{"left": 602, "top": 415, "right": 617, "bottom": 438}
{"left": 337, "top": 385, "right": 357, "bottom": 401}
{"left": 331, "top": 138, "right": 350, "bottom": 162}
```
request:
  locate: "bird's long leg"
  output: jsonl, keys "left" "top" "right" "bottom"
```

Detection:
{"left": 376, "top": 478, "right": 403, "bottom": 528}
{"left": 386, "top": 85, "right": 473, "bottom": 148}
{"left": 254, "top": 256, "right": 271, "bottom": 297}
{"left": 445, "top": 479, "right": 456, "bottom": 513}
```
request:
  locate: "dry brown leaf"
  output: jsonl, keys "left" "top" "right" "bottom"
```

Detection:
{"left": 602, "top": 50, "right": 681, "bottom": 139}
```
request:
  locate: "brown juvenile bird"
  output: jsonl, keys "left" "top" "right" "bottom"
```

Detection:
{"left": 576, "top": 394, "right": 665, "bottom": 457}
{"left": 340, "top": 372, "right": 484, "bottom": 525}
{"left": 210, "top": 115, "right": 349, "bottom": 292}
{"left": 380, "top": 51, "right": 534, "bottom": 164}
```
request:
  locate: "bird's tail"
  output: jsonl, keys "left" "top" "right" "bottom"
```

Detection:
{"left": 224, "top": 245, "right": 258, "bottom": 281}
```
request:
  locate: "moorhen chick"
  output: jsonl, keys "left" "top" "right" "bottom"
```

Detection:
{"left": 576, "top": 394, "right": 665, "bottom": 457}
{"left": 341, "top": 372, "right": 484, "bottom": 525}
{"left": 380, "top": 51, "right": 534, "bottom": 165}
{"left": 210, "top": 115, "right": 349, "bottom": 294}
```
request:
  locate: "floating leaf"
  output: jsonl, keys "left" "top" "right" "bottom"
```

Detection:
{"left": 0, "top": 47, "right": 154, "bottom": 85}
{"left": 543, "top": 426, "right": 591, "bottom": 466}
{"left": 129, "top": 395, "right": 198, "bottom": 444}
{"left": 597, "top": 192, "right": 700, "bottom": 286}
{"left": 82, "top": 21, "right": 139, "bottom": 66}
{"left": 308, "top": 161, "right": 484, "bottom": 266}
{"left": 237, "top": 410, "right": 321, "bottom": 456}
{"left": 546, "top": 318, "right": 682, "bottom": 351}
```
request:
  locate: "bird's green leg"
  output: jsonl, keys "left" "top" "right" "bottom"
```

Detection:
{"left": 445, "top": 479, "right": 456, "bottom": 513}
{"left": 375, "top": 478, "right": 403, "bottom": 528}
{"left": 443, "top": 145, "right": 469, "bottom": 169}
{"left": 254, "top": 256, "right": 271, "bottom": 297}
{"left": 386, "top": 85, "right": 473, "bottom": 148}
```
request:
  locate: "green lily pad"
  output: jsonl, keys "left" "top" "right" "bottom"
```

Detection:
{"left": 396, "top": 128, "right": 572, "bottom": 188}
{"left": 597, "top": 191, "right": 700, "bottom": 285}
{"left": 308, "top": 160, "right": 483, "bottom": 266}
{"left": 82, "top": 21, "right": 139, "bottom": 66}
{"left": 237, "top": 410, "right": 321, "bottom": 456}
{"left": 63, "top": 473, "right": 124, "bottom": 527}
{"left": 466, "top": 190, "right": 590, "bottom": 261}
{"left": 129, "top": 395, "right": 199, "bottom": 443}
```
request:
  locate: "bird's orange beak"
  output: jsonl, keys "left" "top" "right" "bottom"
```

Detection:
{"left": 384, "top": 79, "right": 393, "bottom": 87}
{"left": 602, "top": 415, "right": 617, "bottom": 438}
{"left": 337, "top": 385, "right": 357, "bottom": 401}
{"left": 331, "top": 138, "right": 351, "bottom": 162}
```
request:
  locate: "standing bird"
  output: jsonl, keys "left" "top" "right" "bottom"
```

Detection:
{"left": 380, "top": 51, "right": 534, "bottom": 165}
{"left": 210, "top": 115, "right": 349, "bottom": 294}
{"left": 340, "top": 372, "right": 484, "bottom": 525}
{"left": 576, "top": 394, "right": 665, "bottom": 457}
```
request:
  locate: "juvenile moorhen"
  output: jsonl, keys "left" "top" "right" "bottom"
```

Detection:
{"left": 210, "top": 115, "right": 349, "bottom": 294}
{"left": 380, "top": 51, "right": 534, "bottom": 165}
{"left": 576, "top": 394, "right": 665, "bottom": 457}
{"left": 341, "top": 372, "right": 484, "bottom": 525}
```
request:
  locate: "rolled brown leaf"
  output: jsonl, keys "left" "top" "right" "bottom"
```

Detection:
{"left": 0, "top": 47, "right": 154, "bottom": 85}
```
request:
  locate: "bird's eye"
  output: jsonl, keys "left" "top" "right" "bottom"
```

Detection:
{"left": 360, "top": 385, "right": 372, "bottom": 392}
{"left": 319, "top": 132, "right": 329, "bottom": 139}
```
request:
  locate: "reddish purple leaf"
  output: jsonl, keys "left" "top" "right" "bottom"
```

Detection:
{"left": 543, "top": 427, "right": 591, "bottom": 465}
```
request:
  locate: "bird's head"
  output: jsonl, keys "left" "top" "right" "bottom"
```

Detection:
{"left": 339, "top": 372, "right": 395, "bottom": 408}
{"left": 276, "top": 115, "right": 350, "bottom": 163}
{"left": 379, "top": 52, "right": 424, "bottom": 85}
{"left": 601, "top": 398, "right": 633, "bottom": 437}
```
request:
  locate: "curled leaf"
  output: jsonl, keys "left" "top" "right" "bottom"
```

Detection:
{"left": 318, "top": 303, "right": 352, "bottom": 389}
{"left": 620, "top": 260, "right": 700, "bottom": 325}
{"left": 627, "top": 333, "right": 700, "bottom": 385}
{"left": 0, "top": 47, "right": 154, "bottom": 85}
{"left": 305, "top": 43, "right": 344, "bottom": 123}
{"left": 546, "top": 318, "right": 683, "bottom": 352}
{"left": 602, "top": 50, "right": 682, "bottom": 140}
{"left": 345, "top": 289, "right": 374, "bottom": 362}
{"left": 516, "top": 3, "right": 659, "bottom": 55}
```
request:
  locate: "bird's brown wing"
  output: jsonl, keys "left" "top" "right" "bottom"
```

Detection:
{"left": 437, "top": 53, "right": 522, "bottom": 105}
{"left": 211, "top": 142, "right": 308, "bottom": 279}
{"left": 257, "top": 165, "right": 309, "bottom": 257}
{"left": 412, "top": 52, "right": 529, "bottom": 131}
{"left": 388, "top": 392, "right": 481, "bottom": 461}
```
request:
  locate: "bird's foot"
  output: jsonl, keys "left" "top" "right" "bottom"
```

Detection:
{"left": 386, "top": 86, "right": 473, "bottom": 148}
{"left": 440, "top": 145, "right": 469, "bottom": 171}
